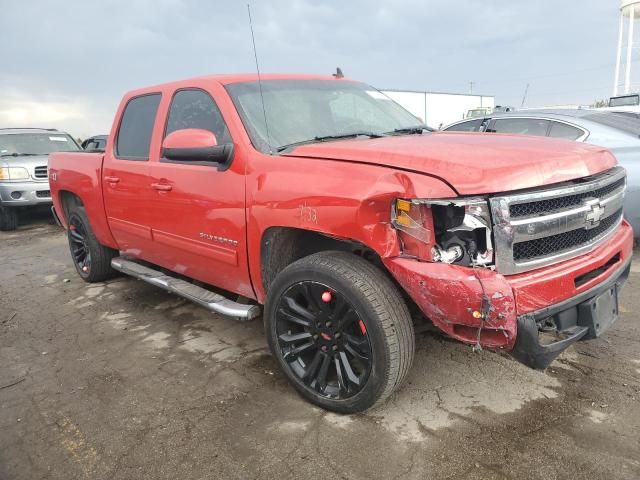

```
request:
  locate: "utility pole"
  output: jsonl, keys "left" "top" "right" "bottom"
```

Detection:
{"left": 521, "top": 83, "right": 530, "bottom": 108}
{"left": 469, "top": 81, "right": 474, "bottom": 94}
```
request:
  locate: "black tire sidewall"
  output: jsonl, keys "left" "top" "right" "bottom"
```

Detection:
{"left": 66, "top": 206, "right": 116, "bottom": 282}
{"left": 265, "top": 258, "right": 394, "bottom": 413}
{"left": 67, "top": 210, "right": 93, "bottom": 280}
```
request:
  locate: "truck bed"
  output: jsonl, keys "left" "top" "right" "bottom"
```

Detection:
{"left": 49, "top": 151, "right": 118, "bottom": 250}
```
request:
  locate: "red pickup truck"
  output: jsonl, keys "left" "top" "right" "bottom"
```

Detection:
{"left": 49, "top": 74, "right": 633, "bottom": 413}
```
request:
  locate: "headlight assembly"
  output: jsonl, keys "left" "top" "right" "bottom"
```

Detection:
{"left": 392, "top": 197, "right": 494, "bottom": 266}
{"left": 0, "top": 167, "right": 30, "bottom": 181}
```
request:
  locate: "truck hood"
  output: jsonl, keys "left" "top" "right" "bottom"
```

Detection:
{"left": 281, "top": 132, "right": 617, "bottom": 195}
{"left": 0, "top": 154, "right": 49, "bottom": 169}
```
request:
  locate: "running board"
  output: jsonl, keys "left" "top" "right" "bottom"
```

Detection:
{"left": 111, "top": 257, "right": 261, "bottom": 320}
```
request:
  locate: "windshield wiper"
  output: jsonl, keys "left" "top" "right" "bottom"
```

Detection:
{"left": 277, "top": 131, "right": 385, "bottom": 152}
{"left": 387, "top": 125, "right": 434, "bottom": 135}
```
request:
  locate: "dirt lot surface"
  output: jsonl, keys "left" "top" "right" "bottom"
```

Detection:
{"left": 1, "top": 213, "right": 639, "bottom": 480}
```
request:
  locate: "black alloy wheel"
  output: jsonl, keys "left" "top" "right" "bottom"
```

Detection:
{"left": 275, "top": 281, "right": 372, "bottom": 399}
{"left": 265, "top": 251, "right": 415, "bottom": 413}
{"left": 68, "top": 213, "right": 92, "bottom": 278}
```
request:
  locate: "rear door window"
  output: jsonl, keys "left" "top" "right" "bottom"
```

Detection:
{"left": 548, "top": 121, "right": 585, "bottom": 140}
{"left": 488, "top": 118, "right": 550, "bottom": 137}
{"left": 116, "top": 93, "right": 161, "bottom": 160}
{"left": 444, "top": 118, "right": 484, "bottom": 132}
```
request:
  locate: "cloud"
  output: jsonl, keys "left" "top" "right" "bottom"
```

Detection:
{"left": 0, "top": 0, "right": 621, "bottom": 136}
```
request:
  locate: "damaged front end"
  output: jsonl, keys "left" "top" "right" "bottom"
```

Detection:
{"left": 386, "top": 175, "right": 634, "bottom": 369}
{"left": 388, "top": 196, "right": 517, "bottom": 350}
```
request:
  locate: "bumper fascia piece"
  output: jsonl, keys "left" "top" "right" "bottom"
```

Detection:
{"left": 0, "top": 181, "right": 52, "bottom": 206}
{"left": 511, "top": 256, "right": 630, "bottom": 369}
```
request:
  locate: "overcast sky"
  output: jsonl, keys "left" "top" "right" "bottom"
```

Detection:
{"left": 0, "top": 0, "right": 624, "bottom": 137}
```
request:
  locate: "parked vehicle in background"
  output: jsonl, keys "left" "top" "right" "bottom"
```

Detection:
{"left": 443, "top": 109, "right": 640, "bottom": 237}
{"left": 81, "top": 135, "right": 108, "bottom": 151}
{"left": 49, "top": 74, "right": 633, "bottom": 413}
{"left": 0, "top": 128, "right": 80, "bottom": 230}
{"left": 608, "top": 93, "right": 640, "bottom": 109}
{"left": 380, "top": 89, "right": 495, "bottom": 129}
{"left": 464, "top": 107, "right": 492, "bottom": 119}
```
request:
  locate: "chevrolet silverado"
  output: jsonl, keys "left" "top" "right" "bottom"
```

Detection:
{"left": 49, "top": 74, "right": 633, "bottom": 413}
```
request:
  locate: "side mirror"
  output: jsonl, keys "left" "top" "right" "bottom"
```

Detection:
{"left": 162, "top": 128, "right": 233, "bottom": 169}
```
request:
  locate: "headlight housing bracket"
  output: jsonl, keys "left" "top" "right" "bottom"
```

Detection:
{"left": 392, "top": 197, "right": 494, "bottom": 267}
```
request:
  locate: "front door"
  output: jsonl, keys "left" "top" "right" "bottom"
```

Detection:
{"left": 147, "top": 87, "right": 253, "bottom": 298}
{"left": 103, "top": 93, "right": 162, "bottom": 259}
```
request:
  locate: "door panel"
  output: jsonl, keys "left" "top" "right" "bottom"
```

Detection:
{"left": 103, "top": 93, "right": 161, "bottom": 258}
{"left": 148, "top": 161, "right": 250, "bottom": 296}
{"left": 147, "top": 87, "right": 252, "bottom": 298}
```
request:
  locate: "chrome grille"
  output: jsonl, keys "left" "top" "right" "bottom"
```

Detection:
{"left": 513, "top": 209, "right": 623, "bottom": 261}
{"left": 490, "top": 167, "right": 626, "bottom": 274}
{"left": 34, "top": 166, "right": 48, "bottom": 179}
{"left": 509, "top": 177, "right": 626, "bottom": 218}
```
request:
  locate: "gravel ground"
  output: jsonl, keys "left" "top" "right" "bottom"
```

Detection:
{"left": 1, "top": 212, "right": 639, "bottom": 480}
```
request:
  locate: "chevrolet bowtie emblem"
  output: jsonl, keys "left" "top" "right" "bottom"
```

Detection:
{"left": 583, "top": 198, "right": 605, "bottom": 229}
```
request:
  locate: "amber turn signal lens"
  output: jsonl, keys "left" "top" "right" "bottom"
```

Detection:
{"left": 396, "top": 199, "right": 412, "bottom": 213}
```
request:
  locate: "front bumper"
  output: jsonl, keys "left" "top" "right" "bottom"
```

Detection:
{"left": 384, "top": 219, "right": 634, "bottom": 368}
{"left": 0, "top": 181, "right": 52, "bottom": 206}
{"left": 511, "top": 255, "right": 630, "bottom": 369}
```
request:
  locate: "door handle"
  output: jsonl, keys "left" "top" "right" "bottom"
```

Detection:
{"left": 104, "top": 176, "right": 120, "bottom": 183}
{"left": 151, "top": 183, "right": 172, "bottom": 192}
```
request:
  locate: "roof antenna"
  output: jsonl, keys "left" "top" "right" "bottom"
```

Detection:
{"left": 333, "top": 67, "right": 344, "bottom": 79}
{"left": 247, "top": 4, "right": 272, "bottom": 154}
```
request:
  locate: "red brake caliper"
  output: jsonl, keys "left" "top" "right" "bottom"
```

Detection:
{"left": 358, "top": 319, "right": 367, "bottom": 335}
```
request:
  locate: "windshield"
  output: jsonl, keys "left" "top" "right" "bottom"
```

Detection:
{"left": 0, "top": 133, "right": 80, "bottom": 157}
{"left": 608, "top": 94, "right": 640, "bottom": 107}
{"left": 225, "top": 80, "right": 422, "bottom": 152}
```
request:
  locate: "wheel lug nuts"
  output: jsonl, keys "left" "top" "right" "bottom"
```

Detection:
{"left": 313, "top": 334, "right": 318, "bottom": 340}
{"left": 321, "top": 345, "right": 328, "bottom": 352}
{"left": 335, "top": 332, "right": 341, "bottom": 339}
{"left": 325, "top": 321, "right": 332, "bottom": 328}
{"left": 332, "top": 345, "right": 338, "bottom": 351}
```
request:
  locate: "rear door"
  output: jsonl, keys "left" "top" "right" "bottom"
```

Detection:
{"left": 103, "top": 93, "right": 161, "bottom": 258}
{"left": 147, "top": 86, "right": 253, "bottom": 298}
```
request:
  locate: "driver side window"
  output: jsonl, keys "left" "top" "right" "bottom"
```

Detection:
{"left": 165, "top": 89, "right": 232, "bottom": 144}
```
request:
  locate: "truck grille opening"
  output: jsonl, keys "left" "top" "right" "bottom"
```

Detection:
{"left": 574, "top": 253, "right": 621, "bottom": 288}
{"left": 513, "top": 209, "right": 623, "bottom": 261}
{"left": 509, "top": 177, "right": 625, "bottom": 218}
{"left": 34, "top": 166, "right": 48, "bottom": 179}
{"left": 490, "top": 167, "right": 627, "bottom": 274}
{"left": 36, "top": 190, "right": 51, "bottom": 198}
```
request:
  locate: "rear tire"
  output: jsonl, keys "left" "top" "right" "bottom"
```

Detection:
{"left": 0, "top": 206, "right": 18, "bottom": 231}
{"left": 265, "top": 251, "right": 415, "bottom": 413}
{"left": 66, "top": 206, "right": 118, "bottom": 282}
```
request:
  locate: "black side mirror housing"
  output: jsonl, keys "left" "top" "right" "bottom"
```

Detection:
{"left": 162, "top": 144, "right": 234, "bottom": 171}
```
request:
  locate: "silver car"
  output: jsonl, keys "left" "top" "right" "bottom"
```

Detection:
{"left": 443, "top": 109, "right": 640, "bottom": 238}
{"left": 0, "top": 128, "right": 81, "bottom": 231}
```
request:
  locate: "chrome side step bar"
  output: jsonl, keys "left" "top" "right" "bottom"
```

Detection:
{"left": 111, "top": 257, "right": 261, "bottom": 320}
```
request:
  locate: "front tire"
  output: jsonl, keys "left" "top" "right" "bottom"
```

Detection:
{"left": 66, "top": 206, "right": 118, "bottom": 282}
{"left": 265, "top": 251, "right": 415, "bottom": 413}
{"left": 0, "top": 206, "right": 18, "bottom": 231}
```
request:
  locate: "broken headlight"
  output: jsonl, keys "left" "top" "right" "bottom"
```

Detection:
{"left": 391, "top": 197, "right": 494, "bottom": 266}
